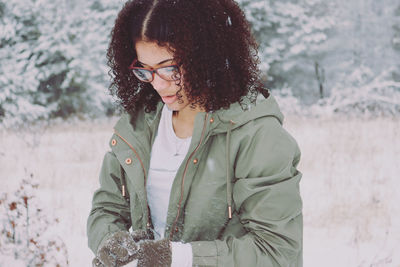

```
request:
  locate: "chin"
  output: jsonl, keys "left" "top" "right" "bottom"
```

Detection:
{"left": 165, "top": 103, "right": 180, "bottom": 111}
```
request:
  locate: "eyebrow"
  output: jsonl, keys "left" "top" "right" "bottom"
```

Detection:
{"left": 137, "top": 58, "right": 174, "bottom": 67}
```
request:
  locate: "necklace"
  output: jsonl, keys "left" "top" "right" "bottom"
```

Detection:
{"left": 173, "top": 138, "right": 187, "bottom": 156}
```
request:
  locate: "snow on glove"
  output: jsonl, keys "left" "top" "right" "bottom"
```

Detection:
{"left": 135, "top": 239, "right": 172, "bottom": 267}
{"left": 96, "top": 230, "right": 147, "bottom": 267}
{"left": 92, "top": 257, "right": 105, "bottom": 267}
{"left": 130, "top": 229, "right": 149, "bottom": 242}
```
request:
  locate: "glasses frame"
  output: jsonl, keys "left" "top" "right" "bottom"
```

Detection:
{"left": 128, "top": 59, "right": 181, "bottom": 83}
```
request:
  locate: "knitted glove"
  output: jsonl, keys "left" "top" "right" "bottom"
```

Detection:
{"left": 92, "top": 257, "right": 105, "bottom": 267}
{"left": 96, "top": 230, "right": 149, "bottom": 267}
{"left": 135, "top": 239, "right": 172, "bottom": 267}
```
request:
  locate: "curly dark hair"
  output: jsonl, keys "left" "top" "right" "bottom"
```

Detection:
{"left": 107, "top": 0, "right": 269, "bottom": 115}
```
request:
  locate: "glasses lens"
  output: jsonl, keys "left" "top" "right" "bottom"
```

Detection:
{"left": 132, "top": 69, "right": 153, "bottom": 82}
{"left": 157, "top": 66, "right": 180, "bottom": 81}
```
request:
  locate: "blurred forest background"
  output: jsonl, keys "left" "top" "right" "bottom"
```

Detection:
{"left": 1, "top": 0, "right": 399, "bottom": 126}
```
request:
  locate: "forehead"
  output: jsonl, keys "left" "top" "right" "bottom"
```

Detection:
{"left": 135, "top": 40, "right": 174, "bottom": 66}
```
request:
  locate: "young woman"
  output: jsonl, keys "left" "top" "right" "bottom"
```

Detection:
{"left": 87, "top": 0, "right": 303, "bottom": 266}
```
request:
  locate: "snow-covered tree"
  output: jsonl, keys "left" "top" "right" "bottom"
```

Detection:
{"left": 312, "top": 0, "right": 400, "bottom": 117}
{"left": 237, "top": 0, "right": 335, "bottom": 103}
{"left": 1, "top": 0, "right": 78, "bottom": 123}
{"left": 0, "top": 0, "right": 122, "bottom": 126}
{"left": 68, "top": 0, "right": 125, "bottom": 117}
{"left": 312, "top": 66, "right": 400, "bottom": 117}
{"left": 239, "top": 0, "right": 400, "bottom": 116}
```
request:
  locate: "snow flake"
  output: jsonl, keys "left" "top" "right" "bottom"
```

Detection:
{"left": 226, "top": 16, "right": 232, "bottom": 26}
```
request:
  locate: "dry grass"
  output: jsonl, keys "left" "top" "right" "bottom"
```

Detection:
{"left": 285, "top": 115, "right": 400, "bottom": 266}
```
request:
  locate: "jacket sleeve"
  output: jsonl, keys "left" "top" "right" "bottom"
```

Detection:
{"left": 190, "top": 118, "right": 303, "bottom": 266}
{"left": 87, "top": 151, "right": 132, "bottom": 254}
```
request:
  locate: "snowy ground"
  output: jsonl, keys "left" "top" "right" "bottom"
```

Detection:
{"left": 0, "top": 115, "right": 399, "bottom": 266}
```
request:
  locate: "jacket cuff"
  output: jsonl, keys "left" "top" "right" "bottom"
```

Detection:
{"left": 190, "top": 240, "right": 228, "bottom": 266}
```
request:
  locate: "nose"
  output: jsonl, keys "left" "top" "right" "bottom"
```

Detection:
{"left": 151, "top": 73, "right": 170, "bottom": 93}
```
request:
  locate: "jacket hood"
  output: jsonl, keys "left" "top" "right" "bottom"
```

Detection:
{"left": 208, "top": 93, "right": 284, "bottom": 134}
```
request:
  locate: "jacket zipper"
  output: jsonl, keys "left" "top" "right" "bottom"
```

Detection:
{"left": 169, "top": 113, "right": 209, "bottom": 240}
{"left": 113, "top": 130, "right": 153, "bottom": 231}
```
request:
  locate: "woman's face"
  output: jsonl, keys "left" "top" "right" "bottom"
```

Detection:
{"left": 135, "top": 40, "right": 192, "bottom": 113}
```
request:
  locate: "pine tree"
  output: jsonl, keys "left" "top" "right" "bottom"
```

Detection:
{"left": 0, "top": 0, "right": 122, "bottom": 126}
{"left": 317, "top": 0, "right": 400, "bottom": 116}
{"left": 237, "top": 0, "right": 335, "bottom": 103}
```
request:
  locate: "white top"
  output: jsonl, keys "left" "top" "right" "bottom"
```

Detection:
{"left": 146, "top": 104, "right": 193, "bottom": 267}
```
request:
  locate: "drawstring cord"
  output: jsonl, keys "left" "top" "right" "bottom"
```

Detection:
{"left": 120, "top": 165, "right": 129, "bottom": 202}
{"left": 226, "top": 120, "right": 235, "bottom": 219}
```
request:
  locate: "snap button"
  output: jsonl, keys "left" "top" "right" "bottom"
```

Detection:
{"left": 125, "top": 158, "right": 132, "bottom": 165}
{"left": 210, "top": 117, "right": 214, "bottom": 123}
{"left": 111, "top": 139, "right": 117, "bottom": 146}
{"left": 193, "top": 158, "right": 198, "bottom": 164}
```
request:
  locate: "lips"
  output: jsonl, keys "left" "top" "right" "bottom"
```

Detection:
{"left": 161, "top": 94, "right": 177, "bottom": 104}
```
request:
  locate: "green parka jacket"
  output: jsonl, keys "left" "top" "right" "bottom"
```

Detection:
{"left": 87, "top": 93, "right": 303, "bottom": 266}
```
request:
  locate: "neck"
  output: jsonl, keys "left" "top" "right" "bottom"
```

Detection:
{"left": 172, "top": 106, "right": 205, "bottom": 138}
{"left": 173, "top": 109, "right": 198, "bottom": 125}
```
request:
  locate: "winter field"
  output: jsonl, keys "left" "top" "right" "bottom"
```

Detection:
{"left": 0, "top": 115, "right": 399, "bottom": 266}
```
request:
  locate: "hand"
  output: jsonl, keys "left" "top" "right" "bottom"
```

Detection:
{"left": 135, "top": 239, "right": 172, "bottom": 267}
{"left": 96, "top": 230, "right": 148, "bottom": 267}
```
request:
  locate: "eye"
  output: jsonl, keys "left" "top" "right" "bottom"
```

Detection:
{"left": 136, "top": 62, "right": 145, "bottom": 68}
{"left": 158, "top": 66, "right": 180, "bottom": 80}
{"left": 132, "top": 69, "right": 151, "bottom": 81}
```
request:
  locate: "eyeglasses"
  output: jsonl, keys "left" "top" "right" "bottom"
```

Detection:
{"left": 129, "top": 59, "right": 181, "bottom": 83}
